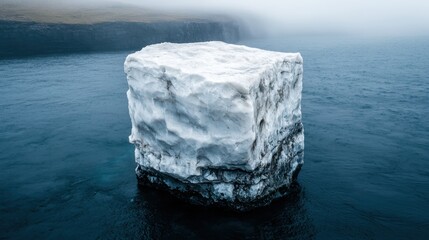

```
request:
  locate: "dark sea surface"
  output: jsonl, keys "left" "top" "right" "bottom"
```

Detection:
{"left": 1, "top": 36, "right": 428, "bottom": 239}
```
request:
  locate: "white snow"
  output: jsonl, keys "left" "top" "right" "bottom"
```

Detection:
{"left": 124, "top": 41, "right": 304, "bottom": 207}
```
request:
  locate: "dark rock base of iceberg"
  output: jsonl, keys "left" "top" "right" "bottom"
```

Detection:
{"left": 135, "top": 122, "right": 303, "bottom": 211}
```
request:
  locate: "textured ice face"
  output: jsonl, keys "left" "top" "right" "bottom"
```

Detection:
{"left": 124, "top": 41, "right": 304, "bottom": 210}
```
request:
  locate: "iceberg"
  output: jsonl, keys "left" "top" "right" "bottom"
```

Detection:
{"left": 124, "top": 41, "right": 304, "bottom": 211}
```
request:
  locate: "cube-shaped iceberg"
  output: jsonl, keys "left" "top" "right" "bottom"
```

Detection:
{"left": 124, "top": 41, "right": 304, "bottom": 211}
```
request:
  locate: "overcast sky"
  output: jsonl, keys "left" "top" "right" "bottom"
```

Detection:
{"left": 4, "top": 0, "right": 429, "bottom": 36}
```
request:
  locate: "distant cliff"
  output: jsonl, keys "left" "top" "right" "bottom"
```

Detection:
{"left": 0, "top": 20, "right": 240, "bottom": 58}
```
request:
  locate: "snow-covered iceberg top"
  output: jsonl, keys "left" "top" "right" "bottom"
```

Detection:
{"left": 124, "top": 41, "right": 304, "bottom": 211}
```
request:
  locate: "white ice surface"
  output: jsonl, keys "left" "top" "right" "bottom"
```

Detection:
{"left": 125, "top": 41, "right": 303, "bottom": 200}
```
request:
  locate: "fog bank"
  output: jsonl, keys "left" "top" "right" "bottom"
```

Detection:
{"left": 3, "top": 0, "right": 429, "bottom": 36}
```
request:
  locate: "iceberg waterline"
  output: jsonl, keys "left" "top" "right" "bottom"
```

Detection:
{"left": 124, "top": 41, "right": 304, "bottom": 210}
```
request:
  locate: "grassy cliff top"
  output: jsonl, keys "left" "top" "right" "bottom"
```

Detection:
{"left": 0, "top": 2, "right": 227, "bottom": 24}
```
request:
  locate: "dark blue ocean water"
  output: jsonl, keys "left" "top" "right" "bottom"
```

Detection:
{"left": 1, "top": 36, "right": 428, "bottom": 239}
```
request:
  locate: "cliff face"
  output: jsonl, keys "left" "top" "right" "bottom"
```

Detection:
{"left": 0, "top": 20, "right": 240, "bottom": 58}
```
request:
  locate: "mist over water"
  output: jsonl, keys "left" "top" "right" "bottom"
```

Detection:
{"left": 4, "top": 0, "right": 429, "bottom": 36}
{"left": 134, "top": 0, "right": 429, "bottom": 37}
